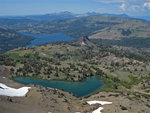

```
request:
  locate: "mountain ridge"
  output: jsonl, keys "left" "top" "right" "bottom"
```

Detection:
{"left": 1, "top": 14, "right": 150, "bottom": 39}
{"left": 1, "top": 11, "right": 149, "bottom": 22}
{"left": 0, "top": 11, "right": 131, "bottom": 21}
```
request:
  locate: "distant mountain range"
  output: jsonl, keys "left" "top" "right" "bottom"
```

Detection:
{"left": 0, "top": 11, "right": 89, "bottom": 21}
{"left": 134, "top": 16, "right": 150, "bottom": 21}
{"left": 0, "top": 11, "right": 131, "bottom": 21}
{"left": 0, "top": 11, "right": 149, "bottom": 22}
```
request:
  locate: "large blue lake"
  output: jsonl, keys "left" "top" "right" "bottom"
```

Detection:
{"left": 13, "top": 76, "right": 104, "bottom": 97}
{"left": 23, "top": 33, "right": 75, "bottom": 47}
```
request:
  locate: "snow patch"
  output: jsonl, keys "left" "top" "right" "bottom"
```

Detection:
{"left": 87, "top": 100, "right": 112, "bottom": 113}
{"left": 92, "top": 107, "right": 103, "bottom": 113}
{"left": 0, "top": 83, "right": 31, "bottom": 97}
{"left": 81, "top": 41, "right": 86, "bottom": 45}
{"left": 87, "top": 100, "right": 112, "bottom": 105}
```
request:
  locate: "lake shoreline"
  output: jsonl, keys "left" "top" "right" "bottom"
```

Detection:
{"left": 12, "top": 76, "right": 104, "bottom": 97}
{"left": 21, "top": 32, "right": 75, "bottom": 47}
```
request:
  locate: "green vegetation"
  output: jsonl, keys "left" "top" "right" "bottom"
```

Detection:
{"left": 100, "top": 75, "right": 143, "bottom": 92}
{"left": 0, "top": 39, "right": 150, "bottom": 95}
{"left": 120, "top": 105, "right": 127, "bottom": 110}
{"left": 120, "top": 28, "right": 132, "bottom": 36}
{"left": 0, "top": 26, "right": 34, "bottom": 53}
{"left": 92, "top": 37, "right": 150, "bottom": 48}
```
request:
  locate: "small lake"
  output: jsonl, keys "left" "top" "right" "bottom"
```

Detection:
{"left": 22, "top": 33, "right": 75, "bottom": 47}
{"left": 13, "top": 76, "right": 104, "bottom": 97}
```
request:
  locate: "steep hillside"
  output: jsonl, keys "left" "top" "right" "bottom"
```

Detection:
{"left": 0, "top": 26, "right": 34, "bottom": 53}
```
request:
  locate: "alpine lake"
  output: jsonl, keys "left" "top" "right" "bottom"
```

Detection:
{"left": 13, "top": 33, "right": 104, "bottom": 97}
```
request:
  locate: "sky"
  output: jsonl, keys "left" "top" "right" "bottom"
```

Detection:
{"left": 0, "top": 0, "right": 150, "bottom": 16}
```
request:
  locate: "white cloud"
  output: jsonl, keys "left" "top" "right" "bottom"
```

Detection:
{"left": 96, "top": 0, "right": 150, "bottom": 15}
{"left": 120, "top": 3, "right": 126, "bottom": 10}
{"left": 97, "top": 0, "right": 150, "bottom": 5}
{"left": 144, "top": 3, "right": 150, "bottom": 9}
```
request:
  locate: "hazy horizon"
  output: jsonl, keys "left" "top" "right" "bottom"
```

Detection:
{"left": 0, "top": 0, "right": 150, "bottom": 17}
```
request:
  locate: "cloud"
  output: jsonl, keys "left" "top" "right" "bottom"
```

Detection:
{"left": 120, "top": 3, "right": 126, "bottom": 10}
{"left": 97, "top": 0, "right": 150, "bottom": 5}
{"left": 96, "top": 0, "right": 150, "bottom": 15}
{"left": 144, "top": 3, "right": 150, "bottom": 9}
